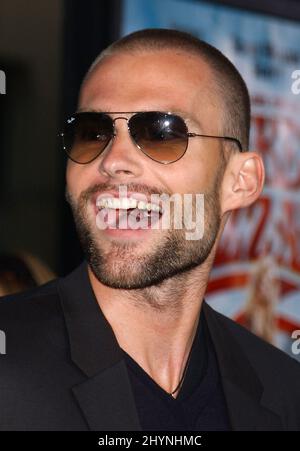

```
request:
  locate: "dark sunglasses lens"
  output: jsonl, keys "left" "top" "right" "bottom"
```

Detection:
{"left": 129, "top": 112, "right": 188, "bottom": 163}
{"left": 62, "top": 113, "right": 113, "bottom": 163}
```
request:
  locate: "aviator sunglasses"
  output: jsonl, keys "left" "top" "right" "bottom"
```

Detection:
{"left": 60, "top": 111, "right": 243, "bottom": 165}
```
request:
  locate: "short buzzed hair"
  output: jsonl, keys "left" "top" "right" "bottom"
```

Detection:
{"left": 86, "top": 28, "right": 250, "bottom": 151}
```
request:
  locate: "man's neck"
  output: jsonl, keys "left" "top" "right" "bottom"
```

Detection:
{"left": 88, "top": 261, "right": 212, "bottom": 395}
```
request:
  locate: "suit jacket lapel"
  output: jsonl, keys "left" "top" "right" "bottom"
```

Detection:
{"left": 203, "top": 302, "right": 284, "bottom": 431}
{"left": 57, "top": 262, "right": 141, "bottom": 431}
{"left": 72, "top": 360, "right": 141, "bottom": 431}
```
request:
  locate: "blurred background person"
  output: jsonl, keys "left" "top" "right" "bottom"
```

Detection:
{"left": 0, "top": 252, "right": 56, "bottom": 296}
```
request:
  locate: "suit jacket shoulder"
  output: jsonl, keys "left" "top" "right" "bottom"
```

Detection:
{"left": 204, "top": 302, "right": 300, "bottom": 429}
{"left": 0, "top": 278, "right": 91, "bottom": 430}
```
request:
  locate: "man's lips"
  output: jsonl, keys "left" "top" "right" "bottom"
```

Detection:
{"left": 91, "top": 191, "right": 164, "bottom": 215}
{"left": 93, "top": 192, "right": 163, "bottom": 231}
{"left": 96, "top": 207, "right": 161, "bottom": 230}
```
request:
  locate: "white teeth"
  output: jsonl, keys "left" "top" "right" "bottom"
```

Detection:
{"left": 96, "top": 197, "right": 161, "bottom": 213}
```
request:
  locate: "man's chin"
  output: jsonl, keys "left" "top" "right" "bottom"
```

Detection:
{"left": 88, "top": 261, "right": 157, "bottom": 290}
{"left": 86, "top": 241, "right": 154, "bottom": 289}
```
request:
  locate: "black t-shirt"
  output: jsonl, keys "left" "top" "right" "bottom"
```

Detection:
{"left": 122, "top": 310, "right": 231, "bottom": 431}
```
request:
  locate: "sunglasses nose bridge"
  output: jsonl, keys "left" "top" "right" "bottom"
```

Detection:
{"left": 106, "top": 116, "right": 137, "bottom": 153}
{"left": 111, "top": 115, "right": 129, "bottom": 127}
{"left": 110, "top": 115, "right": 130, "bottom": 138}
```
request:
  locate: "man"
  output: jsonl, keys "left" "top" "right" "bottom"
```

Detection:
{"left": 0, "top": 28, "right": 299, "bottom": 431}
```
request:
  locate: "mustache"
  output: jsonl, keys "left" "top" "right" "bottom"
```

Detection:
{"left": 65, "top": 182, "right": 170, "bottom": 205}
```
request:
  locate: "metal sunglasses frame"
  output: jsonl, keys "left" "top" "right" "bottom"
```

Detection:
{"left": 60, "top": 111, "right": 243, "bottom": 165}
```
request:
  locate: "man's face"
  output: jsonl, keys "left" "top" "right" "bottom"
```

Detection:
{"left": 66, "top": 49, "right": 225, "bottom": 289}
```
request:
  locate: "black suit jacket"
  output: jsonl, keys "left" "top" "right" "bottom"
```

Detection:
{"left": 0, "top": 261, "right": 299, "bottom": 431}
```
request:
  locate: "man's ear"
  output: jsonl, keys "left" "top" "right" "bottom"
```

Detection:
{"left": 220, "top": 151, "right": 265, "bottom": 214}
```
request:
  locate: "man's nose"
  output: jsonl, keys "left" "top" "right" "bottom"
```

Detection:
{"left": 98, "top": 117, "right": 144, "bottom": 179}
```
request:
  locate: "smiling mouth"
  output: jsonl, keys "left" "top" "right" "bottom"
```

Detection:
{"left": 95, "top": 196, "right": 163, "bottom": 230}
{"left": 97, "top": 196, "right": 163, "bottom": 213}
